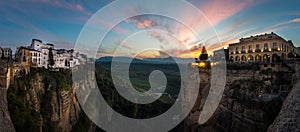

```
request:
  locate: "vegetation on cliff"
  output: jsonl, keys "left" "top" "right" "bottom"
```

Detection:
{"left": 7, "top": 68, "right": 73, "bottom": 132}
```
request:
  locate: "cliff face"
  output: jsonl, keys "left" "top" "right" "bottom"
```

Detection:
{"left": 185, "top": 67, "right": 293, "bottom": 132}
{"left": 0, "top": 88, "right": 15, "bottom": 132}
{"left": 7, "top": 68, "right": 84, "bottom": 132}
{"left": 196, "top": 80, "right": 283, "bottom": 132}
{"left": 268, "top": 67, "right": 300, "bottom": 131}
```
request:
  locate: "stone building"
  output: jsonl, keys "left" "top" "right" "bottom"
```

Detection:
{"left": 0, "top": 47, "right": 12, "bottom": 60}
{"left": 14, "top": 39, "right": 87, "bottom": 69}
{"left": 228, "top": 32, "right": 299, "bottom": 63}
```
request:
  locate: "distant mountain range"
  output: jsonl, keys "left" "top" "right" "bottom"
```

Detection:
{"left": 95, "top": 56, "right": 195, "bottom": 64}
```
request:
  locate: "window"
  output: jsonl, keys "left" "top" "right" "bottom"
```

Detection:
{"left": 256, "top": 44, "right": 260, "bottom": 49}
{"left": 264, "top": 43, "right": 268, "bottom": 51}
{"left": 256, "top": 44, "right": 260, "bottom": 52}
{"left": 273, "top": 43, "right": 278, "bottom": 50}
{"left": 248, "top": 45, "right": 252, "bottom": 52}
{"left": 235, "top": 47, "right": 239, "bottom": 54}
{"left": 241, "top": 46, "right": 246, "bottom": 53}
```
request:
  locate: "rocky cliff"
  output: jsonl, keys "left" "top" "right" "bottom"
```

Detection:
{"left": 185, "top": 66, "right": 294, "bottom": 132}
{"left": 0, "top": 88, "right": 15, "bottom": 132}
{"left": 268, "top": 67, "right": 300, "bottom": 131}
{"left": 6, "top": 68, "right": 94, "bottom": 132}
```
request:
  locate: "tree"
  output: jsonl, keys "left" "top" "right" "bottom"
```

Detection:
{"left": 199, "top": 46, "right": 208, "bottom": 61}
{"left": 48, "top": 48, "right": 55, "bottom": 67}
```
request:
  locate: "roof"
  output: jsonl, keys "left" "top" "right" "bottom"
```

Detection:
{"left": 228, "top": 32, "right": 295, "bottom": 47}
{"left": 18, "top": 46, "right": 40, "bottom": 52}
{"left": 1, "top": 47, "right": 12, "bottom": 50}
{"left": 46, "top": 43, "right": 54, "bottom": 46}
{"left": 32, "top": 39, "right": 42, "bottom": 43}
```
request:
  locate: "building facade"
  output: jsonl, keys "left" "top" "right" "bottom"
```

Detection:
{"left": 15, "top": 39, "right": 87, "bottom": 69}
{"left": 30, "top": 39, "right": 54, "bottom": 68}
{"left": 228, "top": 32, "right": 299, "bottom": 63}
{"left": 0, "top": 47, "right": 2, "bottom": 58}
{"left": 0, "top": 47, "right": 12, "bottom": 60}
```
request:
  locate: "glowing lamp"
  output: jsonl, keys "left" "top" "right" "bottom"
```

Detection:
{"left": 199, "top": 62, "right": 206, "bottom": 68}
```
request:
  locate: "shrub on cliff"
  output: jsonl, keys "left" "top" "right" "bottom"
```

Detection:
{"left": 7, "top": 85, "right": 40, "bottom": 132}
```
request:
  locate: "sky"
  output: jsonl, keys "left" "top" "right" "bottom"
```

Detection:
{"left": 0, "top": 0, "right": 300, "bottom": 58}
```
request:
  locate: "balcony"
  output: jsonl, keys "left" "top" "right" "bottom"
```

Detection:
{"left": 272, "top": 48, "right": 279, "bottom": 52}
{"left": 255, "top": 49, "right": 261, "bottom": 52}
{"left": 241, "top": 51, "right": 246, "bottom": 54}
{"left": 248, "top": 50, "right": 253, "bottom": 53}
{"left": 235, "top": 51, "right": 240, "bottom": 54}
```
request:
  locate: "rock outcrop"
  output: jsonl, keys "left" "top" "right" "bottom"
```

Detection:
{"left": 268, "top": 67, "right": 300, "bottom": 131}
{"left": 0, "top": 88, "right": 15, "bottom": 132}
{"left": 6, "top": 68, "right": 91, "bottom": 132}
{"left": 185, "top": 67, "right": 293, "bottom": 132}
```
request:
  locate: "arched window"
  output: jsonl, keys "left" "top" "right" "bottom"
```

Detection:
{"left": 248, "top": 55, "right": 254, "bottom": 61}
{"left": 235, "top": 56, "right": 241, "bottom": 61}
{"left": 263, "top": 54, "right": 270, "bottom": 62}
{"left": 255, "top": 55, "right": 261, "bottom": 61}
{"left": 241, "top": 55, "right": 247, "bottom": 61}
{"left": 229, "top": 56, "right": 234, "bottom": 62}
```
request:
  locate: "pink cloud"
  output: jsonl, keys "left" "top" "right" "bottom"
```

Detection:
{"left": 199, "top": 0, "right": 255, "bottom": 26}
{"left": 126, "top": 17, "right": 157, "bottom": 29}
{"left": 75, "top": 4, "right": 84, "bottom": 12}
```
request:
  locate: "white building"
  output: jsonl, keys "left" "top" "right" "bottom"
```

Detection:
{"left": 31, "top": 50, "right": 42, "bottom": 66}
{"left": 53, "top": 49, "right": 83, "bottom": 69}
{"left": 16, "top": 38, "right": 87, "bottom": 69}
{"left": 30, "top": 39, "right": 55, "bottom": 68}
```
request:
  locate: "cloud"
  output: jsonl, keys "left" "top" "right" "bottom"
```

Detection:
{"left": 125, "top": 15, "right": 196, "bottom": 45}
{"left": 75, "top": 4, "right": 84, "bottom": 12}
{"left": 148, "top": 31, "right": 168, "bottom": 44}
{"left": 126, "top": 18, "right": 156, "bottom": 29}
{"left": 198, "top": 0, "right": 255, "bottom": 26}
{"left": 269, "top": 18, "right": 300, "bottom": 29}
{"left": 125, "top": 16, "right": 156, "bottom": 28}
{"left": 114, "top": 39, "right": 136, "bottom": 51}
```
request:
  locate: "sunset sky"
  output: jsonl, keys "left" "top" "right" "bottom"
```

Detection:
{"left": 0, "top": 0, "right": 300, "bottom": 58}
